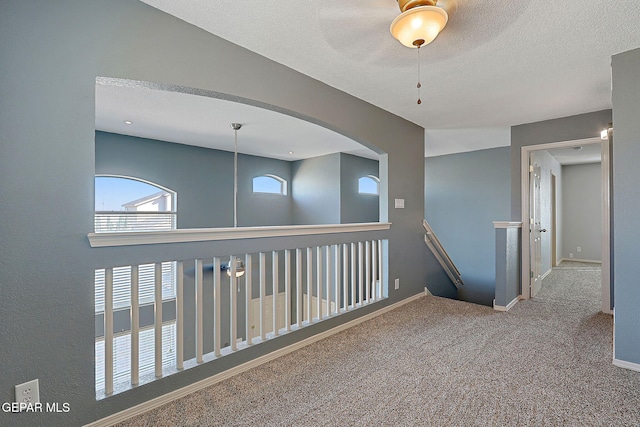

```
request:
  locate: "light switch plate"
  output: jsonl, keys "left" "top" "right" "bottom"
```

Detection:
{"left": 394, "top": 198, "right": 405, "bottom": 209}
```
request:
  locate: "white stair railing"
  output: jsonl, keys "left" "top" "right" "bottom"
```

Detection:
{"left": 95, "top": 238, "right": 387, "bottom": 398}
{"left": 422, "top": 219, "right": 463, "bottom": 288}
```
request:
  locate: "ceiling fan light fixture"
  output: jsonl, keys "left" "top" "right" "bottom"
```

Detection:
{"left": 390, "top": 3, "right": 448, "bottom": 48}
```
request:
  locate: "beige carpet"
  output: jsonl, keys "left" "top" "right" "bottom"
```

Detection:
{"left": 117, "top": 265, "right": 640, "bottom": 426}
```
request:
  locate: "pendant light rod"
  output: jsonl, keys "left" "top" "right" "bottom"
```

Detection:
{"left": 231, "top": 123, "right": 242, "bottom": 228}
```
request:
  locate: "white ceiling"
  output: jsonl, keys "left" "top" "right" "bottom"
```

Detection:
{"left": 125, "top": 0, "right": 640, "bottom": 158}
{"left": 547, "top": 142, "right": 602, "bottom": 166}
{"left": 95, "top": 81, "right": 378, "bottom": 161}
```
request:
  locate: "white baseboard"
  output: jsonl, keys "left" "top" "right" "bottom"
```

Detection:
{"left": 541, "top": 268, "right": 552, "bottom": 280}
{"left": 558, "top": 258, "right": 602, "bottom": 264}
{"left": 613, "top": 358, "right": 640, "bottom": 373}
{"left": 84, "top": 293, "right": 425, "bottom": 427}
{"left": 493, "top": 297, "right": 519, "bottom": 312}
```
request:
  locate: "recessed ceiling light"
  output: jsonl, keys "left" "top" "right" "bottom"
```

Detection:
{"left": 124, "top": 120, "right": 133, "bottom": 125}
{"left": 288, "top": 151, "right": 294, "bottom": 154}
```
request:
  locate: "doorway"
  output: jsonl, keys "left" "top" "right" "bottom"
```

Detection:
{"left": 521, "top": 137, "right": 611, "bottom": 314}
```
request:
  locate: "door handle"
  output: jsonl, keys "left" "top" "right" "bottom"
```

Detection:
{"left": 540, "top": 229, "right": 547, "bottom": 232}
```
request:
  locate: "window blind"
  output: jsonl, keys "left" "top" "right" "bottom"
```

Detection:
{"left": 95, "top": 262, "right": 176, "bottom": 313}
{"left": 95, "top": 322, "right": 176, "bottom": 393}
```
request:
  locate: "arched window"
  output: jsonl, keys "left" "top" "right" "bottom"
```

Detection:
{"left": 94, "top": 175, "right": 176, "bottom": 232}
{"left": 358, "top": 175, "right": 380, "bottom": 195}
{"left": 252, "top": 174, "right": 288, "bottom": 195}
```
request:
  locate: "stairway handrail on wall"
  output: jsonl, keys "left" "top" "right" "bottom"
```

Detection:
{"left": 422, "top": 219, "right": 464, "bottom": 288}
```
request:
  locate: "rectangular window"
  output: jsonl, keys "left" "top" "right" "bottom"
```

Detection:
{"left": 95, "top": 322, "right": 176, "bottom": 392}
{"left": 94, "top": 263, "right": 176, "bottom": 313}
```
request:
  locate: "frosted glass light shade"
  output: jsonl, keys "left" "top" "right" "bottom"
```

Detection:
{"left": 223, "top": 259, "right": 245, "bottom": 278}
{"left": 390, "top": 6, "right": 448, "bottom": 48}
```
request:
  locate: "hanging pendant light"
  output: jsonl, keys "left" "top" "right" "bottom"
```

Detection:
{"left": 223, "top": 123, "right": 246, "bottom": 278}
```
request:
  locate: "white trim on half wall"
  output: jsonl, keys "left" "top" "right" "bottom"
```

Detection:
{"left": 493, "top": 297, "right": 519, "bottom": 312}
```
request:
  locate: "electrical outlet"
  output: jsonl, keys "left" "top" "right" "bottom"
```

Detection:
{"left": 569, "top": 253, "right": 574, "bottom": 259}
{"left": 15, "top": 379, "right": 39, "bottom": 406}
{"left": 577, "top": 247, "right": 582, "bottom": 253}
{"left": 394, "top": 278, "right": 400, "bottom": 290}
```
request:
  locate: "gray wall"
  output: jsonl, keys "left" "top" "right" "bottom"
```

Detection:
{"left": 96, "top": 131, "right": 293, "bottom": 228}
{"left": 425, "top": 146, "right": 511, "bottom": 306}
{"left": 291, "top": 153, "right": 380, "bottom": 225}
{"left": 511, "top": 110, "right": 612, "bottom": 220}
{"left": 238, "top": 153, "right": 294, "bottom": 227}
{"left": 291, "top": 153, "right": 341, "bottom": 224}
{"left": 612, "top": 47, "right": 640, "bottom": 366}
{"left": 0, "top": 2, "right": 453, "bottom": 425}
{"left": 340, "top": 153, "right": 380, "bottom": 224}
{"left": 561, "top": 162, "right": 601, "bottom": 262}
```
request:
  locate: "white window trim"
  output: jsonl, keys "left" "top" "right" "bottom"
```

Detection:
{"left": 358, "top": 175, "right": 380, "bottom": 196}
{"left": 252, "top": 174, "right": 288, "bottom": 195}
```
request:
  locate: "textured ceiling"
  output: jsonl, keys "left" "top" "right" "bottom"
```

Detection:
{"left": 95, "top": 80, "right": 377, "bottom": 161}
{"left": 136, "top": 0, "right": 640, "bottom": 156}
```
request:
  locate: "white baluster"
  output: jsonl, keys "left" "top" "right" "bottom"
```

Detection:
{"left": 325, "top": 245, "right": 331, "bottom": 318}
{"left": 371, "top": 241, "right": 377, "bottom": 302}
{"left": 365, "top": 241, "right": 371, "bottom": 304}
{"left": 131, "top": 265, "right": 139, "bottom": 385}
{"left": 342, "top": 244, "right": 348, "bottom": 313}
{"left": 259, "top": 252, "right": 266, "bottom": 341}
{"left": 333, "top": 244, "right": 339, "bottom": 315}
{"left": 358, "top": 241, "right": 364, "bottom": 307}
{"left": 176, "top": 261, "right": 184, "bottom": 369}
{"left": 285, "top": 249, "right": 291, "bottom": 332}
{"left": 104, "top": 267, "right": 113, "bottom": 395}
{"left": 154, "top": 262, "right": 163, "bottom": 377}
{"left": 245, "top": 254, "right": 253, "bottom": 345}
{"left": 213, "top": 257, "right": 222, "bottom": 357}
{"left": 272, "top": 251, "right": 279, "bottom": 336}
{"left": 230, "top": 256, "right": 237, "bottom": 351}
{"left": 316, "top": 246, "right": 322, "bottom": 320}
{"left": 195, "top": 259, "right": 204, "bottom": 363}
{"left": 378, "top": 240, "right": 384, "bottom": 298}
{"left": 306, "top": 247, "right": 313, "bottom": 323}
{"left": 350, "top": 242, "right": 356, "bottom": 309}
{"left": 296, "top": 248, "right": 303, "bottom": 327}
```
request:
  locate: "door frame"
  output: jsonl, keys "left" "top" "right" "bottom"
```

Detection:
{"left": 551, "top": 172, "right": 557, "bottom": 268}
{"left": 520, "top": 137, "right": 611, "bottom": 314}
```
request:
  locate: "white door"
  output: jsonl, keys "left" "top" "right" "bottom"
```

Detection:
{"left": 530, "top": 161, "right": 544, "bottom": 297}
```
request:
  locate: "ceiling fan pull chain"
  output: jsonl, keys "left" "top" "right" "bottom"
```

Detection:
{"left": 412, "top": 39, "right": 425, "bottom": 105}
{"left": 417, "top": 45, "right": 422, "bottom": 105}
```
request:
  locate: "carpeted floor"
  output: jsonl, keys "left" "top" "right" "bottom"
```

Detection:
{"left": 117, "top": 265, "right": 640, "bottom": 426}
